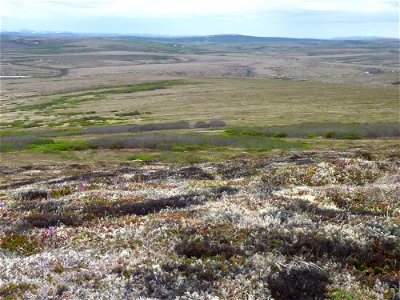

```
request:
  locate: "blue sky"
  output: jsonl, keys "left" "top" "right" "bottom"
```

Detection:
{"left": 1, "top": 0, "right": 399, "bottom": 38}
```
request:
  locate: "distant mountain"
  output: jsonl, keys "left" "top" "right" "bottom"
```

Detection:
{"left": 167, "top": 34, "right": 323, "bottom": 43}
{"left": 331, "top": 36, "right": 390, "bottom": 41}
{"left": 0, "top": 30, "right": 118, "bottom": 37}
{"left": 1, "top": 31, "right": 397, "bottom": 42}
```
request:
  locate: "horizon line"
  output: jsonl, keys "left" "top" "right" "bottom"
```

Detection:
{"left": 1, "top": 30, "right": 399, "bottom": 40}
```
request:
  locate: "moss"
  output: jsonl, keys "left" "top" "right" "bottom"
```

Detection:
{"left": 0, "top": 232, "right": 38, "bottom": 255}
{"left": 327, "top": 288, "right": 362, "bottom": 300}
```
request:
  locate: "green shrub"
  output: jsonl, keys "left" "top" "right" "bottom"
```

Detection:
{"left": 126, "top": 154, "right": 153, "bottom": 161}
{"left": 172, "top": 145, "right": 206, "bottom": 151}
{"left": 243, "top": 147, "right": 271, "bottom": 152}
{"left": 324, "top": 131, "right": 336, "bottom": 138}
{"left": 26, "top": 140, "right": 92, "bottom": 153}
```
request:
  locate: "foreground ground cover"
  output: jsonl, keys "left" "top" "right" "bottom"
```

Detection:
{"left": 0, "top": 147, "right": 399, "bottom": 299}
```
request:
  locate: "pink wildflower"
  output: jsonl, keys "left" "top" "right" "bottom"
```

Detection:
{"left": 78, "top": 182, "right": 85, "bottom": 192}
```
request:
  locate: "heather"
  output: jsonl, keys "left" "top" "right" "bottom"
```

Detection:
{"left": 1, "top": 148, "right": 399, "bottom": 299}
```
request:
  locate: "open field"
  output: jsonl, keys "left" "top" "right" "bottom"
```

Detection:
{"left": 1, "top": 34, "right": 399, "bottom": 299}
{"left": 1, "top": 35, "right": 399, "bottom": 85}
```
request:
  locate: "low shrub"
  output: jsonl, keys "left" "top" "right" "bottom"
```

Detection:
{"left": 82, "top": 121, "right": 190, "bottom": 135}
{"left": 116, "top": 110, "right": 141, "bottom": 117}
{"left": 324, "top": 131, "right": 335, "bottom": 138}
{"left": 163, "top": 262, "right": 218, "bottom": 282}
{"left": 175, "top": 238, "right": 236, "bottom": 259}
{"left": 262, "top": 160, "right": 383, "bottom": 186}
{"left": 90, "top": 133, "right": 305, "bottom": 151}
{"left": 267, "top": 264, "right": 329, "bottom": 300}
{"left": 225, "top": 122, "right": 400, "bottom": 139}
{"left": 193, "top": 121, "right": 209, "bottom": 128}
{"left": 0, "top": 136, "right": 53, "bottom": 152}
{"left": 83, "top": 193, "right": 208, "bottom": 219}
{"left": 174, "top": 166, "right": 215, "bottom": 180}
{"left": 24, "top": 212, "right": 83, "bottom": 228}
{"left": 208, "top": 119, "right": 227, "bottom": 128}
{"left": 14, "top": 189, "right": 48, "bottom": 201}
{"left": 175, "top": 226, "right": 241, "bottom": 260}
{"left": 194, "top": 119, "right": 227, "bottom": 129}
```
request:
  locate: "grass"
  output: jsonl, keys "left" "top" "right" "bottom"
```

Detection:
{"left": 71, "top": 78, "right": 397, "bottom": 127}
{"left": 126, "top": 154, "right": 154, "bottom": 161}
{"left": 16, "top": 80, "right": 191, "bottom": 111}
{"left": 0, "top": 119, "right": 44, "bottom": 129}
{"left": 0, "top": 136, "right": 92, "bottom": 153}
{"left": 47, "top": 116, "right": 112, "bottom": 128}
{"left": 26, "top": 140, "right": 92, "bottom": 153}
{"left": 328, "top": 289, "right": 362, "bottom": 300}
{"left": 20, "top": 44, "right": 85, "bottom": 54}
{"left": 225, "top": 122, "right": 400, "bottom": 139}
{"left": 115, "top": 110, "right": 142, "bottom": 117}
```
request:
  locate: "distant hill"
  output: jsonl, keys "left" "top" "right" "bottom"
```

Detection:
{"left": 167, "top": 34, "right": 323, "bottom": 43}
{"left": 1, "top": 31, "right": 397, "bottom": 43}
{"left": 331, "top": 36, "right": 390, "bottom": 41}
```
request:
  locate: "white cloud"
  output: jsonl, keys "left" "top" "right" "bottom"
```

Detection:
{"left": 1, "top": 0, "right": 397, "bottom": 37}
{"left": 1, "top": 0, "right": 397, "bottom": 19}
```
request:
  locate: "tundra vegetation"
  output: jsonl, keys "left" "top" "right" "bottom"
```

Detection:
{"left": 0, "top": 34, "right": 399, "bottom": 299}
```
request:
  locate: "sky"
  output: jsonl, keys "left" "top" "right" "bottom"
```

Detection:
{"left": 0, "top": 0, "right": 399, "bottom": 38}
